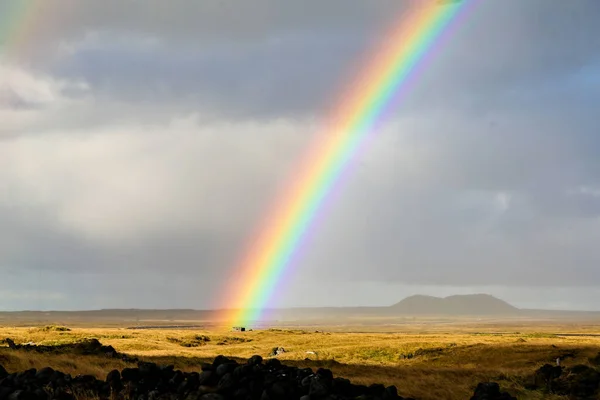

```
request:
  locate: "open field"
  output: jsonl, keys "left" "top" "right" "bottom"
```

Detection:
{"left": 2, "top": 322, "right": 600, "bottom": 399}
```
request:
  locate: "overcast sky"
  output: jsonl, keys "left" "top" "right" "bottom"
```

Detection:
{"left": 1, "top": 0, "right": 600, "bottom": 311}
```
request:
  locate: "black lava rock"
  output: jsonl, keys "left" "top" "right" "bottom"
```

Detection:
{"left": 470, "top": 382, "right": 517, "bottom": 400}
{"left": 0, "top": 355, "right": 528, "bottom": 400}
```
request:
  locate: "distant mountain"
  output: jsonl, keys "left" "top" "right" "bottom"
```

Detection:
{"left": 390, "top": 294, "right": 520, "bottom": 315}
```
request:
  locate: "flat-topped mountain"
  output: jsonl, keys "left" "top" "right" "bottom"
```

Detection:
{"left": 390, "top": 294, "right": 520, "bottom": 315}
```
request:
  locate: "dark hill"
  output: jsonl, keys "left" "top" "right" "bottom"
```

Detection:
{"left": 390, "top": 294, "right": 520, "bottom": 315}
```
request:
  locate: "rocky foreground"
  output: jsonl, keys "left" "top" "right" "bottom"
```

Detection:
{"left": 0, "top": 354, "right": 516, "bottom": 400}
{"left": 6, "top": 338, "right": 600, "bottom": 399}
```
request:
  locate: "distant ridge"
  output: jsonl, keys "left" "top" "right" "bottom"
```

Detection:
{"left": 6, "top": 294, "right": 600, "bottom": 326}
{"left": 390, "top": 294, "right": 520, "bottom": 315}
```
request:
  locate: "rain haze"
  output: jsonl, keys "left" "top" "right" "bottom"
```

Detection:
{"left": 1, "top": 0, "right": 600, "bottom": 312}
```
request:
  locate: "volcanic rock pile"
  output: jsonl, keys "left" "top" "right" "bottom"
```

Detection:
{"left": 4, "top": 338, "right": 600, "bottom": 399}
{"left": 469, "top": 382, "right": 516, "bottom": 400}
{"left": 0, "top": 355, "right": 420, "bottom": 400}
{"left": 525, "top": 362, "right": 600, "bottom": 399}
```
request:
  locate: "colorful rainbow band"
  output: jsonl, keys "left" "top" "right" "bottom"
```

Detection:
{"left": 221, "top": 1, "right": 475, "bottom": 327}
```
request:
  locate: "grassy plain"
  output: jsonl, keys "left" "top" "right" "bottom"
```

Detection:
{"left": 1, "top": 322, "right": 600, "bottom": 399}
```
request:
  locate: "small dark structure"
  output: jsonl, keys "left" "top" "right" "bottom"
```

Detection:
{"left": 232, "top": 326, "right": 246, "bottom": 332}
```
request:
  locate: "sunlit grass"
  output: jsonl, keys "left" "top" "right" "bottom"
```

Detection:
{"left": 1, "top": 324, "right": 599, "bottom": 399}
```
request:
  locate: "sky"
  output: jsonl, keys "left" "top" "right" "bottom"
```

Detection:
{"left": 1, "top": 0, "right": 600, "bottom": 311}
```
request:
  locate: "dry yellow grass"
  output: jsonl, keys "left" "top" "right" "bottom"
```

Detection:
{"left": 1, "top": 324, "right": 599, "bottom": 399}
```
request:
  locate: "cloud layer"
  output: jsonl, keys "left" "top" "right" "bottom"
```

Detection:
{"left": 1, "top": 0, "right": 600, "bottom": 310}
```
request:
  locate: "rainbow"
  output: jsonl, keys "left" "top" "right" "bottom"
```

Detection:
{"left": 223, "top": 0, "right": 475, "bottom": 326}
{"left": 0, "top": 1, "right": 40, "bottom": 59}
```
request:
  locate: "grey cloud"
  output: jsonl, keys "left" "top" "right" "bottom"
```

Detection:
{"left": 0, "top": 210, "right": 102, "bottom": 274}
{"left": 52, "top": 32, "right": 365, "bottom": 120}
{"left": 0, "top": 86, "right": 41, "bottom": 110}
{"left": 0, "top": 208, "right": 231, "bottom": 277}
{"left": 285, "top": 104, "right": 600, "bottom": 287}
{"left": 4, "top": 103, "right": 594, "bottom": 288}
{"left": 0, "top": 270, "right": 220, "bottom": 310}
{"left": 0, "top": 119, "right": 312, "bottom": 280}
{"left": 5, "top": 0, "right": 597, "bottom": 122}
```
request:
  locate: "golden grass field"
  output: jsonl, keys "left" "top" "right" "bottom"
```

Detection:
{"left": 1, "top": 322, "right": 600, "bottom": 399}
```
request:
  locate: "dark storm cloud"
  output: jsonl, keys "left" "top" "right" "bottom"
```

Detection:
{"left": 6, "top": 0, "right": 598, "bottom": 121}
{"left": 51, "top": 32, "right": 366, "bottom": 120}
